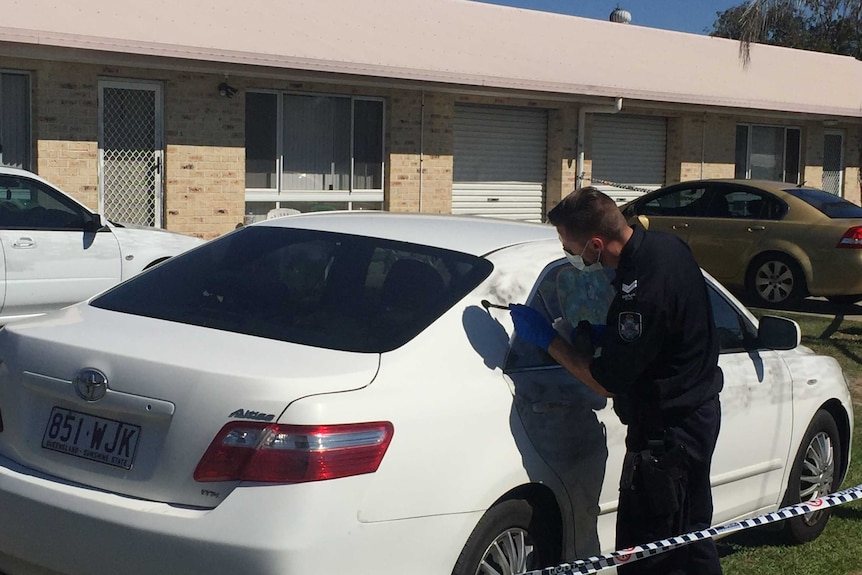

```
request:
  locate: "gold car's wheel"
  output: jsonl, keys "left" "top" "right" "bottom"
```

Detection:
{"left": 748, "top": 253, "right": 806, "bottom": 306}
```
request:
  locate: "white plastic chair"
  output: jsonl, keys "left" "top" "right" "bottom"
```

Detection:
{"left": 266, "top": 207, "right": 300, "bottom": 220}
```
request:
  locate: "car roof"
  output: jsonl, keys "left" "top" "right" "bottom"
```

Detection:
{"left": 253, "top": 211, "right": 558, "bottom": 256}
{"left": 0, "top": 166, "right": 42, "bottom": 178}
{"left": 659, "top": 179, "right": 800, "bottom": 194}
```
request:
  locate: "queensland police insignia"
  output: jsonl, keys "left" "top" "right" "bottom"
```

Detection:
{"left": 618, "top": 312, "right": 642, "bottom": 342}
{"left": 621, "top": 279, "right": 637, "bottom": 302}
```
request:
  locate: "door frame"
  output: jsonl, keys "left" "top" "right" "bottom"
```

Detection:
{"left": 823, "top": 129, "right": 845, "bottom": 197}
{"left": 97, "top": 79, "right": 165, "bottom": 226}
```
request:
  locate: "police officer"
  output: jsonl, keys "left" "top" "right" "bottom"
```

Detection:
{"left": 510, "top": 186, "right": 723, "bottom": 575}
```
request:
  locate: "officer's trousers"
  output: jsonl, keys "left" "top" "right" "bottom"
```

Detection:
{"left": 616, "top": 395, "right": 722, "bottom": 575}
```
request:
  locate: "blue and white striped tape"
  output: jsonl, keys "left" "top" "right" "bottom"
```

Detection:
{"left": 520, "top": 483, "right": 862, "bottom": 575}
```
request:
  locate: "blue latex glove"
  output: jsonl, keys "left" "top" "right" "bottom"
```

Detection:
{"left": 509, "top": 304, "right": 556, "bottom": 351}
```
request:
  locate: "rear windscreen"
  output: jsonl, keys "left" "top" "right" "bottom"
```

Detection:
{"left": 91, "top": 227, "right": 493, "bottom": 352}
{"left": 785, "top": 187, "right": 862, "bottom": 218}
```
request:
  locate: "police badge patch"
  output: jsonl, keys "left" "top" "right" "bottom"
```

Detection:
{"left": 618, "top": 312, "right": 642, "bottom": 342}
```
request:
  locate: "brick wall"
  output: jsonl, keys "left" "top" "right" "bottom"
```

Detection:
{"left": 387, "top": 91, "right": 454, "bottom": 214}
{"left": 33, "top": 61, "right": 100, "bottom": 209}
{"left": 845, "top": 128, "right": 862, "bottom": 204}
{"left": 1, "top": 57, "right": 246, "bottom": 239}
{"left": 547, "top": 106, "right": 578, "bottom": 209}
{"left": 163, "top": 72, "right": 244, "bottom": 239}
{"left": 4, "top": 53, "right": 862, "bottom": 244}
{"left": 673, "top": 114, "right": 738, "bottom": 183}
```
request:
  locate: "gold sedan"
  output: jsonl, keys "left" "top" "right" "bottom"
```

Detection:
{"left": 620, "top": 179, "right": 862, "bottom": 306}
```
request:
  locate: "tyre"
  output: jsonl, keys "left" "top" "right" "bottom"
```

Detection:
{"left": 746, "top": 253, "right": 806, "bottom": 306}
{"left": 782, "top": 410, "right": 842, "bottom": 544}
{"left": 451, "top": 499, "right": 554, "bottom": 575}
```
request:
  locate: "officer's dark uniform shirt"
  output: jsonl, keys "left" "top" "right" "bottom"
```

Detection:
{"left": 590, "top": 225, "right": 723, "bottom": 429}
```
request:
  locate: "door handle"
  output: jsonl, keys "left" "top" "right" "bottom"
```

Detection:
{"left": 747, "top": 226, "right": 766, "bottom": 232}
{"left": 672, "top": 223, "right": 689, "bottom": 230}
{"left": 12, "top": 237, "right": 35, "bottom": 248}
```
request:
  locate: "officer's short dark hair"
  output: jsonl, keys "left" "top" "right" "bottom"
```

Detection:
{"left": 547, "top": 186, "right": 628, "bottom": 243}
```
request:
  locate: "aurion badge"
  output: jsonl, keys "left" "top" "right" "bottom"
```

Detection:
{"left": 73, "top": 368, "right": 109, "bottom": 402}
{"left": 618, "top": 312, "right": 642, "bottom": 342}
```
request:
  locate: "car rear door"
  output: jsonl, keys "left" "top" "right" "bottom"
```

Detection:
{"left": 0, "top": 174, "right": 120, "bottom": 319}
{"left": 685, "top": 184, "right": 784, "bottom": 282}
{"left": 504, "top": 260, "right": 625, "bottom": 557}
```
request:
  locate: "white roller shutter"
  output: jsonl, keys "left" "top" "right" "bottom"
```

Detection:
{"left": 591, "top": 115, "right": 667, "bottom": 204}
{"left": 453, "top": 105, "right": 547, "bottom": 221}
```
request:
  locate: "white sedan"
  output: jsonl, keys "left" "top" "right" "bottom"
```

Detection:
{"left": 0, "top": 167, "right": 205, "bottom": 323}
{"left": 0, "top": 212, "right": 852, "bottom": 575}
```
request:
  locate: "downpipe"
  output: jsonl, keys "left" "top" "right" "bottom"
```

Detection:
{"left": 577, "top": 97, "right": 623, "bottom": 189}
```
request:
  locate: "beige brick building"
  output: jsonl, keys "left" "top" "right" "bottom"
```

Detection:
{"left": 1, "top": 0, "right": 861, "bottom": 240}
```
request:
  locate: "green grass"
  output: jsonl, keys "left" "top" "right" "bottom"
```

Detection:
{"left": 719, "top": 309, "right": 862, "bottom": 575}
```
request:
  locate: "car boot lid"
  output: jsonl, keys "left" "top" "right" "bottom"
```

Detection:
{"left": 0, "top": 304, "right": 380, "bottom": 508}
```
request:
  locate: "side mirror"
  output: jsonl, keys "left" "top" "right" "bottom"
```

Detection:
{"left": 83, "top": 212, "right": 109, "bottom": 233}
{"left": 757, "top": 315, "right": 800, "bottom": 350}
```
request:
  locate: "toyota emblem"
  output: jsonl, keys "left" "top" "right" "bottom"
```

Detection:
{"left": 73, "top": 368, "right": 109, "bottom": 402}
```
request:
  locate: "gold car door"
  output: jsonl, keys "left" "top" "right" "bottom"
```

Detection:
{"left": 627, "top": 184, "right": 710, "bottom": 244}
{"left": 686, "top": 188, "right": 778, "bottom": 282}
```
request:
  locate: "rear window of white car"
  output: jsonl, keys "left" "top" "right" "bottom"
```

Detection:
{"left": 91, "top": 227, "right": 493, "bottom": 352}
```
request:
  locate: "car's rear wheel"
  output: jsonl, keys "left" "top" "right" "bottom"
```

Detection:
{"left": 782, "top": 410, "right": 841, "bottom": 544}
{"left": 746, "top": 253, "right": 806, "bottom": 306}
{"left": 452, "top": 499, "right": 553, "bottom": 575}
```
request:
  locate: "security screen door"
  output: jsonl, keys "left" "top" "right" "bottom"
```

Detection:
{"left": 822, "top": 131, "right": 844, "bottom": 196}
{"left": 99, "top": 80, "right": 163, "bottom": 226}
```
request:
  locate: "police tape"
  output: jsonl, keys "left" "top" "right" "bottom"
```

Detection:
{"left": 581, "top": 177, "right": 654, "bottom": 194}
{"left": 520, "top": 482, "right": 862, "bottom": 575}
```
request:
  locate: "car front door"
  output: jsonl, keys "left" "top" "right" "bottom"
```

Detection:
{"left": 627, "top": 183, "right": 710, "bottom": 244}
{"left": 706, "top": 282, "right": 794, "bottom": 524}
{"left": 0, "top": 174, "right": 121, "bottom": 320}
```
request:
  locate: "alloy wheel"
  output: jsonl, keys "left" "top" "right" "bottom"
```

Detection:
{"left": 754, "top": 259, "right": 795, "bottom": 303}
{"left": 798, "top": 431, "right": 835, "bottom": 526}
{"left": 476, "top": 527, "right": 535, "bottom": 575}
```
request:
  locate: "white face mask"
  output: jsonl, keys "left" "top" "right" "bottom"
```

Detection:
{"left": 566, "top": 242, "right": 602, "bottom": 272}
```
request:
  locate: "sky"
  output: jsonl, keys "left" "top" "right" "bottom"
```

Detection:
{"left": 477, "top": 1, "right": 745, "bottom": 35}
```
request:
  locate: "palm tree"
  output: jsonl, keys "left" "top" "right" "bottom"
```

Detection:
{"left": 736, "top": 0, "right": 862, "bottom": 63}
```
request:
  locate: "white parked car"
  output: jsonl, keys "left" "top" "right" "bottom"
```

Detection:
{"left": 0, "top": 167, "right": 205, "bottom": 323}
{"left": 0, "top": 212, "right": 852, "bottom": 575}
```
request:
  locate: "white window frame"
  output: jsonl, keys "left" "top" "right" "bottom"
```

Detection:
{"left": 735, "top": 123, "right": 801, "bottom": 184}
{"left": 244, "top": 90, "right": 385, "bottom": 206}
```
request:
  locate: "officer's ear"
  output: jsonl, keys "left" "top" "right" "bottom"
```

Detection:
{"left": 589, "top": 236, "right": 605, "bottom": 252}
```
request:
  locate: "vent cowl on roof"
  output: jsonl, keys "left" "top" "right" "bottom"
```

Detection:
{"left": 609, "top": 7, "right": 632, "bottom": 24}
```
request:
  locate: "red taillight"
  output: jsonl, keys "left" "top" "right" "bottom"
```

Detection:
{"left": 836, "top": 226, "right": 862, "bottom": 248}
{"left": 193, "top": 421, "right": 394, "bottom": 483}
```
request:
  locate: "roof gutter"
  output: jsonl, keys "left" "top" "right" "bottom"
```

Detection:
{"left": 577, "top": 97, "right": 623, "bottom": 189}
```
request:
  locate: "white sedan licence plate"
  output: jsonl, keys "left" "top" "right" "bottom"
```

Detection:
{"left": 41, "top": 407, "right": 141, "bottom": 470}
